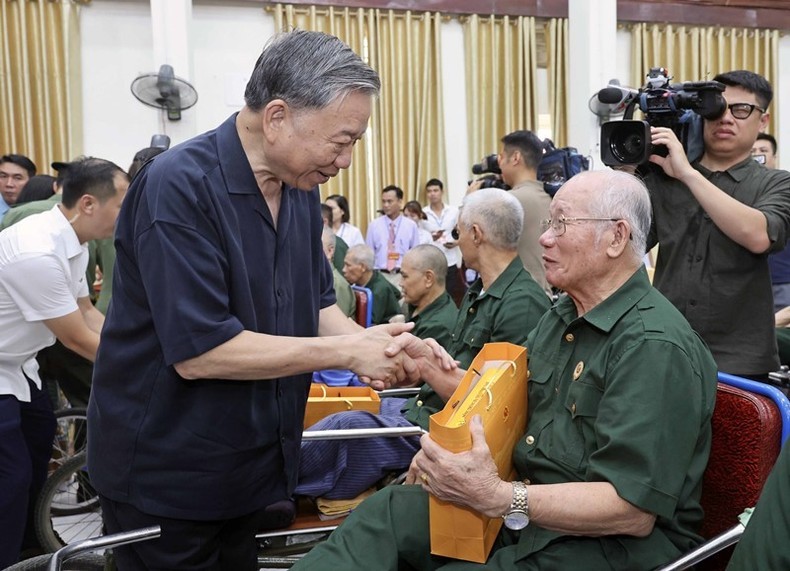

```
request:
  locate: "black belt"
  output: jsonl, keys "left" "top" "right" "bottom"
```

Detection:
{"left": 380, "top": 268, "right": 401, "bottom": 274}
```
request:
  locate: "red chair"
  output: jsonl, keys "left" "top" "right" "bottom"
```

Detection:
{"left": 351, "top": 285, "right": 372, "bottom": 327}
{"left": 658, "top": 374, "right": 789, "bottom": 571}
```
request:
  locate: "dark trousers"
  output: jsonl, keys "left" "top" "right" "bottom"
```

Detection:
{"left": 100, "top": 497, "right": 272, "bottom": 571}
{"left": 36, "top": 340, "right": 94, "bottom": 408}
{"left": 0, "top": 380, "right": 57, "bottom": 568}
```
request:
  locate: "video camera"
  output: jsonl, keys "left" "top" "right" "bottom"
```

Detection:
{"left": 468, "top": 154, "right": 510, "bottom": 190}
{"left": 597, "top": 67, "right": 727, "bottom": 166}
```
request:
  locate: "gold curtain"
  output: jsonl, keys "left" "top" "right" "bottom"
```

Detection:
{"left": 629, "top": 23, "right": 780, "bottom": 134}
{"left": 0, "top": 0, "right": 83, "bottom": 173}
{"left": 545, "top": 18, "right": 569, "bottom": 147}
{"left": 272, "top": 4, "right": 445, "bottom": 230}
{"left": 462, "top": 15, "right": 539, "bottom": 166}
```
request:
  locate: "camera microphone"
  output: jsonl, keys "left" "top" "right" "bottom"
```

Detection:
{"left": 598, "top": 87, "right": 628, "bottom": 104}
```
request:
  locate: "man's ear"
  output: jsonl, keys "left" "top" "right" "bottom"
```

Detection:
{"left": 262, "top": 99, "right": 289, "bottom": 144}
{"left": 607, "top": 220, "right": 631, "bottom": 258}
{"left": 423, "top": 269, "right": 436, "bottom": 289}
{"left": 79, "top": 194, "right": 97, "bottom": 215}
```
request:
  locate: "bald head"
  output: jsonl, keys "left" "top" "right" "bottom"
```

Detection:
{"left": 403, "top": 245, "right": 447, "bottom": 287}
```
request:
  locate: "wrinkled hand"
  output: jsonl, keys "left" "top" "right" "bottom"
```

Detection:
{"left": 346, "top": 323, "right": 419, "bottom": 387}
{"left": 648, "top": 127, "right": 694, "bottom": 180}
{"left": 385, "top": 334, "right": 457, "bottom": 371}
{"left": 406, "top": 416, "right": 507, "bottom": 517}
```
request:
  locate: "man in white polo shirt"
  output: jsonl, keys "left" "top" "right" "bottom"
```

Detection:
{"left": 0, "top": 157, "right": 128, "bottom": 567}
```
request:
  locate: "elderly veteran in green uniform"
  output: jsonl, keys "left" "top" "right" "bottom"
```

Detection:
{"left": 343, "top": 243, "right": 402, "bottom": 324}
{"left": 726, "top": 440, "right": 790, "bottom": 571}
{"left": 294, "top": 170, "right": 718, "bottom": 571}
{"left": 402, "top": 187, "right": 550, "bottom": 431}
{"left": 400, "top": 244, "right": 458, "bottom": 348}
{"left": 295, "top": 189, "right": 548, "bottom": 501}
{"left": 321, "top": 226, "right": 356, "bottom": 318}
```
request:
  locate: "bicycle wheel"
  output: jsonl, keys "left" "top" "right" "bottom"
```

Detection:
{"left": 1, "top": 553, "right": 106, "bottom": 571}
{"left": 35, "top": 452, "right": 103, "bottom": 553}
{"left": 51, "top": 408, "right": 88, "bottom": 474}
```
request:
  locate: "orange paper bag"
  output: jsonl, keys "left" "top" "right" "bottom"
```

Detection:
{"left": 428, "top": 342, "right": 528, "bottom": 563}
{"left": 303, "top": 384, "right": 381, "bottom": 429}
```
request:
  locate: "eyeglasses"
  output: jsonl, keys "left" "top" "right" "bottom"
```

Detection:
{"left": 540, "top": 216, "right": 620, "bottom": 237}
{"left": 726, "top": 103, "right": 765, "bottom": 120}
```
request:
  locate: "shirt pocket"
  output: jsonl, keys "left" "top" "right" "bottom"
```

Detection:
{"left": 548, "top": 380, "right": 603, "bottom": 471}
{"left": 459, "top": 324, "right": 491, "bottom": 356}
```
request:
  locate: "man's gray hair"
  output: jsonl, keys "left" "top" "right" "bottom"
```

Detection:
{"left": 347, "top": 244, "right": 375, "bottom": 270}
{"left": 404, "top": 244, "right": 448, "bottom": 287}
{"left": 459, "top": 188, "right": 524, "bottom": 250}
{"left": 321, "top": 225, "right": 336, "bottom": 249}
{"left": 245, "top": 29, "right": 381, "bottom": 112}
{"left": 583, "top": 170, "right": 652, "bottom": 262}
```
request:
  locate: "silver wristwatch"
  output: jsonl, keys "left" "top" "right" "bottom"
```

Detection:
{"left": 502, "top": 481, "right": 529, "bottom": 530}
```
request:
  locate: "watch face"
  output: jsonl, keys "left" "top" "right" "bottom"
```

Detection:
{"left": 504, "top": 511, "right": 529, "bottom": 531}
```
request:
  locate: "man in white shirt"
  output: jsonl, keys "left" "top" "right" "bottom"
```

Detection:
{"left": 421, "top": 178, "right": 465, "bottom": 304}
{"left": 0, "top": 157, "right": 129, "bottom": 567}
{"left": 365, "top": 185, "right": 420, "bottom": 288}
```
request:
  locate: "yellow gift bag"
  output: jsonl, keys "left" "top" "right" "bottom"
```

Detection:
{"left": 428, "top": 342, "right": 528, "bottom": 563}
{"left": 303, "top": 384, "right": 381, "bottom": 429}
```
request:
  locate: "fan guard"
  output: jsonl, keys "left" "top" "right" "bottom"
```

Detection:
{"left": 130, "top": 64, "right": 198, "bottom": 121}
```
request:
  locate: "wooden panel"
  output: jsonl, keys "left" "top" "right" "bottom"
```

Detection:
{"left": 261, "top": 0, "right": 790, "bottom": 28}
{"left": 618, "top": 1, "right": 790, "bottom": 29}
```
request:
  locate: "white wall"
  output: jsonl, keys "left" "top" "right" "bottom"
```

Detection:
{"left": 79, "top": 1, "right": 790, "bottom": 189}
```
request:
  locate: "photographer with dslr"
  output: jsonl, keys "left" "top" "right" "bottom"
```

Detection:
{"left": 644, "top": 69, "right": 790, "bottom": 380}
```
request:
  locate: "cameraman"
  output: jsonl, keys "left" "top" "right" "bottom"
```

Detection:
{"left": 644, "top": 70, "right": 790, "bottom": 380}
{"left": 497, "top": 130, "right": 552, "bottom": 295}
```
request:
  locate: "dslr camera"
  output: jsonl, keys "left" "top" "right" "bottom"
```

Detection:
{"left": 599, "top": 67, "right": 727, "bottom": 166}
{"left": 468, "top": 154, "right": 510, "bottom": 190}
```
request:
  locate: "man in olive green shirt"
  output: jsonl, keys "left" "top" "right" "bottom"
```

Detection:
{"left": 343, "top": 244, "right": 402, "bottom": 325}
{"left": 295, "top": 170, "right": 718, "bottom": 571}
{"left": 296, "top": 189, "right": 549, "bottom": 501}
{"left": 401, "top": 244, "right": 458, "bottom": 348}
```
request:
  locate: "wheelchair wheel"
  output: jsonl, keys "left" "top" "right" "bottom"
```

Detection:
{"left": 0, "top": 553, "right": 106, "bottom": 571}
{"left": 51, "top": 408, "right": 88, "bottom": 474}
{"left": 35, "top": 452, "right": 103, "bottom": 553}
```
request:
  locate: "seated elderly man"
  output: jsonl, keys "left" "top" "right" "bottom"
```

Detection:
{"left": 293, "top": 170, "right": 718, "bottom": 571}
{"left": 400, "top": 244, "right": 459, "bottom": 348}
{"left": 296, "top": 188, "right": 549, "bottom": 502}
{"left": 322, "top": 226, "right": 356, "bottom": 319}
{"left": 343, "top": 243, "right": 402, "bottom": 325}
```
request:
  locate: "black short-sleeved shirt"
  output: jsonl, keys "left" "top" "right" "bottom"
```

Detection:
{"left": 645, "top": 158, "right": 790, "bottom": 376}
{"left": 87, "top": 114, "right": 335, "bottom": 520}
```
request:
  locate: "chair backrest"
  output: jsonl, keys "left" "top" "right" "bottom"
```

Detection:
{"left": 697, "top": 381, "right": 783, "bottom": 570}
{"left": 351, "top": 285, "right": 373, "bottom": 328}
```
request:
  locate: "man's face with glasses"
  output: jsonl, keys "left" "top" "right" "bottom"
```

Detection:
{"left": 704, "top": 85, "right": 770, "bottom": 161}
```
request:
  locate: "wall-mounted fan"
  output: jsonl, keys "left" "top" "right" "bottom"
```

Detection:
{"left": 130, "top": 64, "right": 198, "bottom": 121}
{"left": 588, "top": 79, "right": 635, "bottom": 125}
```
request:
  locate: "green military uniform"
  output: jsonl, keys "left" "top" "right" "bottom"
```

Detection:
{"left": 364, "top": 270, "right": 402, "bottom": 325}
{"left": 293, "top": 268, "right": 718, "bottom": 571}
{"left": 0, "top": 193, "right": 61, "bottom": 230}
{"left": 408, "top": 291, "right": 458, "bottom": 348}
{"left": 332, "top": 265, "right": 356, "bottom": 318}
{"left": 726, "top": 441, "right": 790, "bottom": 571}
{"left": 403, "top": 257, "right": 550, "bottom": 430}
{"left": 332, "top": 235, "right": 349, "bottom": 273}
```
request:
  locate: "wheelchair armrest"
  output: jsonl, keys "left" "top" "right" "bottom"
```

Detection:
{"left": 47, "top": 526, "right": 161, "bottom": 571}
{"left": 654, "top": 523, "right": 744, "bottom": 571}
{"left": 301, "top": 426, "right": 425, "bottom": 441}
{"left": 377, "top": 388, "right": 421, "bottom": 398}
